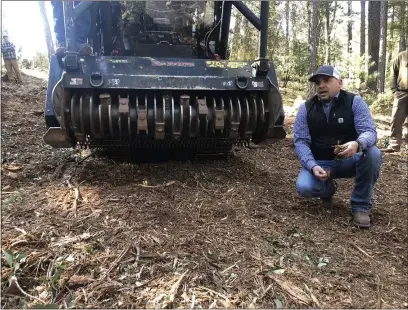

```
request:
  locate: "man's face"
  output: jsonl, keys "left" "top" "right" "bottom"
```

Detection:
{"left": 314, "top": 76, "right": 342, "bottom": 102}
{"left": 3, "top": 36, "right": 8, "bottom": 43}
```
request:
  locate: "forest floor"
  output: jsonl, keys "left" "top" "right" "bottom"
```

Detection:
{"left": 1, "top": 72, "right": 407, "bottom": 309}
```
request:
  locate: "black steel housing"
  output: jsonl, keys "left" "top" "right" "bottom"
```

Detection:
{"left": 44, "top": 1, "right": 285, "bottom": 150}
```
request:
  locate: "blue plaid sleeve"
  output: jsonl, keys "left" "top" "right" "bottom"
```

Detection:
{"left": 353, "top": 96, "right": 377, "bottom": 149}
{"left": 1, "top": 43, "right": 16, "bottom": 60}
{"left": 293, "top": 103, "right": 317, "bottom": 172}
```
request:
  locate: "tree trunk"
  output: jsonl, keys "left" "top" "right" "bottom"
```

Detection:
{"left": 387, "top": 3, "right": 395, "bottom": 65}
{"left": 377, "top": 1, "right": 388, "bottom": 93}
{"left": 316, "top": 5, "right": 321, "bottom": 56}
{"left": 285, "top": 0, "right": 290, "bottom": 55}
{"left": 307, "top": 0, "right": 319, "bottom": 99}
{"left": 229, "top": 9, "right": 242, "bottom": 60}
{"left": 291, "top": 2, "right": 297, "bottom": 44}
{"left": 406, "top": 4, "right": 408, "bottom": 47}
{"left": 328, "top": 1, "right": 337, "bottom": 63}
{"left": 406, "top": 6, "right": 408, "bottom": 48}
{"left": 360, "top": 0, "right": 366, "bottom": 56}
{"left": 38, "top": 1, "right": 55, "bottom": 59}
{"left": 291, "top": 1, "right": 299, "bottom": 65}
{"left": 399, "top": 1, "right": 406, "bottom": 52}
{"left": 324, "top": 2, "right": 330, "bottom": 63}
{"left": 367, "top": 1, "right": 381, "bottom": 91}
{"left": 323, "top": 1, "right": 337, "bottom": 64}
{"left": 307, "top": 0, "right": 311, "bottom": 45}
{"left": 242, "top": 17, "right": 249, "bottom": 60}
{"left": 267, "top": 1, "right": 276, "bottom": 59}
{"left": 348, "top": 1, "right": 353, "bottom": 55}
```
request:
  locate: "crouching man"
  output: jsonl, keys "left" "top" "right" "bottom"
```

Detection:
{"left": 293, "top": 65, "right": 382, "bottom": 228}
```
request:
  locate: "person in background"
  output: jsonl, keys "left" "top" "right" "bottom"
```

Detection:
{"left": 381, "top": 49, "right": 408, "bottom": 152}
{"left": 293, "top": 65, "right": 382, "bottom": 229}
{"left": 1, "top": 35, "right": 22, "bottom": 83}
{"left": 51, "top": 1, "right": 92, "bottom": 56}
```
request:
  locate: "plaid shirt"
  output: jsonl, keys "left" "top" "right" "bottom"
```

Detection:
{"left": 294, "top": 93, "right": 377, "bottom": 172}
{"left": 1, "top": 42, "right": 16, "bottom": 60}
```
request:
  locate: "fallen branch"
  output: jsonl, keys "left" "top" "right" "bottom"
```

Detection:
{"left": 10, "top": 276, "right": 46, "bottom": 304}
{"left": 248, "top": 297, "right": 257, "bottom": 308}
{"left": 50, "top": 233, "right": 91, "bottom": 247}
{"left": 260, "top": 284, "right": 273, "bottom": 299}
{"left": 163, "top": 270, "right": 189, "bottom": 308}
{"left": 9, "top": 240, "right": 28, "bottom": 248}
{"left": 73, "top": 187, "right": 80, "bottom": 217}
{"left": 3, "top": 164, "right": 23, "bottom": 171}
{"left": 99, "top": 243, "right": 131, "bottom": 281}
{"left": 82, "top": 287, "right": 88, "bottom": 304}
{"left": 304, "top": 283, "right": 321, "bottom": 307}
{"left": 134, "top": 243, "right": 140, "bottom": 268}
{"left": 199, "top": 286, "right": 229, "bottom": 300}
{"left": 385, "top": 227, "right": 396, "bottom": 233}
{"left": 77, "top": 150, "right": 97, "bottom": 164}
{"left": 190, "top": 295, "right": 196, "bottom": 309}
{"left": 47, "top": 259, "right": 58, "bottom": 294}
{"left": 66, "top": 179, "right": 73, "bottom": 189}
{"left": 351, "top": 243, "right": 373, "bottom": 260}
{"left": 376, "top": 275, "right": 383, "bottom": 309}
{"left": 14, "top": 227, "right": 29, "bottom": 236}
{"left": 221, "top": 260, "right": 241, "bottom": 274}
{"left": 267, "top": 275, "right": 312, "bottom": 306}
{"left": 135, "top": 275, "right": 160, "bottom": 288}
{"left": 138, "top": 181, "right": 176, "bottom": 188}
{"left": 68, "top": 275, "right": 95, "bottom": 286}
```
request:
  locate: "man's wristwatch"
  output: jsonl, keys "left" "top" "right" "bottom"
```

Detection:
{"left": 356, "top": 140, "right": 363, "bottom": 153}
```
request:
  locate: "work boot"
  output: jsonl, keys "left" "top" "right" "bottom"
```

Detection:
{"left": 352, "top": 211, "right": 371, "bottom": 228}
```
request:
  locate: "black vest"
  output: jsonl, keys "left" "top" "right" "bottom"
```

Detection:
{"left": 306, "top": 89, "right": 358, "bottom": 160}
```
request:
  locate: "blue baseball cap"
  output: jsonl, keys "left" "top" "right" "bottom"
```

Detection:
{"left": 309, "top": 65, "right": 341, "bottom": 82}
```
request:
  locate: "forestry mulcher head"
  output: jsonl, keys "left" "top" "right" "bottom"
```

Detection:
{"left": 44, "top": 1, "right": 286, "bottom": 155}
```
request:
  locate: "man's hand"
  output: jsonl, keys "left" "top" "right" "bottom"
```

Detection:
{"left": 312, "top": 165, "right": 329, "bottom": 181}
{"left": 334, "top": 141, "right": 359, "bottom": 158}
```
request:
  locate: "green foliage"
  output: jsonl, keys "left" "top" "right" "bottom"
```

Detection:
{"left": 21, "top": 59, "right": 33, "bottom": 69}
{"left": 3, "top": 249, "right": 27, "bottom": 275}
{"left": 365, "top": 90, "right": 394, "bottom": 114}
{"left": 121, "top": 1, "right": 147, "bottom": 31}
{"left": 32, "top": 52, "right": 49, "bottom": 71}
{"left": 230, "top": 0, "right": 403, "bottom": 97}
{"left": 317, "top": 257, "right": 329, "bottom": 268}
{"left": 50, "top": 261, "right": 67, "bottom": 287}
{"left": 2, "top": 190, "right": 24, "bottom": 210}
{"left": 275, "top": 296, "right": 284, "bottom": 308}
{"left": 229, "top": 2, "right": 259, "bottom": 61}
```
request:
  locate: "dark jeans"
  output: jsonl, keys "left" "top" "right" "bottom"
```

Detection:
{"left": 296, "top": 146, "right": 382, "bottom": 213}
{"left": 51, "top": 1, "right": 91, "bottom": 45}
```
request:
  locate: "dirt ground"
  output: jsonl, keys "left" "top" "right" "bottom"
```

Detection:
{"left": 1, "top": 73, "right": 407, "bottom": 309}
